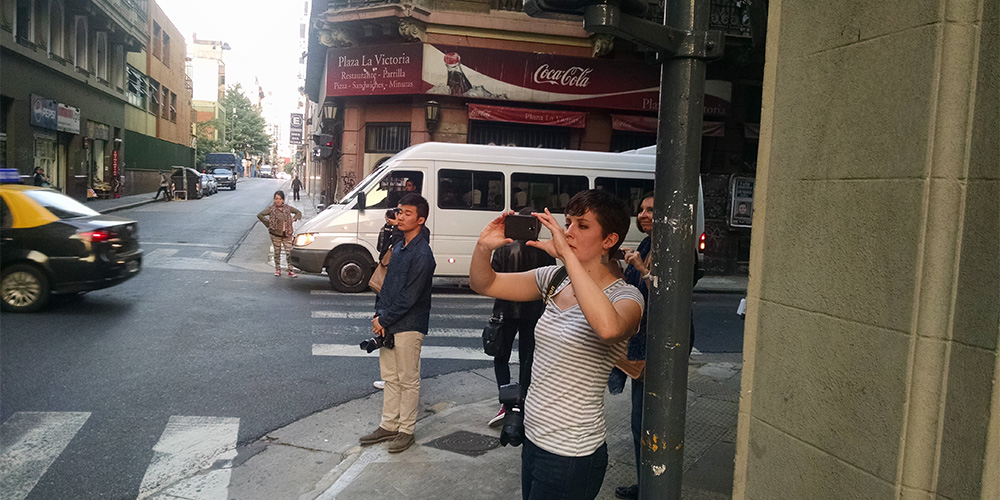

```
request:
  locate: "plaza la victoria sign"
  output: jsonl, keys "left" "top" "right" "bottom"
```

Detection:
{"left": 326, "top": 43, "right": 662, "bottom": 112}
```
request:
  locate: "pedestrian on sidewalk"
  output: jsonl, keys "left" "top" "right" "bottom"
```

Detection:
{"left": 32, "top": 167, "right": 49, "bottom": 187}
{"left": 152, "top": 171, "right": 170, "bottom": 200}
{"left": 360, "top": 193, "right": 435, "bottom": 454}
{"left": 291, "top": 174, "right": 303, "bottom": 201}
{"left": 470, "top": 190, "right": 643, "bottom": 500}
{"left": 487, "top": 208, "right": 554, "bottom": 428}
{"left": 608, "top": 192, "right": 654, "bottom": 500}
{"left": 257, "top": 190, "right": 302, "bottom": 277}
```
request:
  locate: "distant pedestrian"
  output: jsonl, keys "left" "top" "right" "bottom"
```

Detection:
{"left": 32, "top": 167, "right": 48, "bottom": 187}
{"left": 152, "top": 171, "right": 170, "bottom": 200}
{"left": 257, "top": 190, "right": 302, "bottom": 277}
{"left": 487, "top": 208, "right": 554, "bottom": 428}
{"left": 291, "top": 175, "right": 303, "bottom": 201}
{"left": 359, "top": 193, "right": 435, "bottom": 454}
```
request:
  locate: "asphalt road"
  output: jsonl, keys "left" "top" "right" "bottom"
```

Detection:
{"left": 0, "top": 178, "right": 743, "bottom": 499}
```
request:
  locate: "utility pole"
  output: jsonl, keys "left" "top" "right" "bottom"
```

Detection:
{"left": 524, "top": 1, "right": 720, "bottom": 498}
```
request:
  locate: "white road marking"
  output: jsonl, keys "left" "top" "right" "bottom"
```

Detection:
{"left": 138, "top": 416, "right": 239, "bottom": 500}
{"left": 141, "top": 242, "right": 231, "bottom": 248}
{"left": 311, "top": 311, "right": 488, "bottom": 320}
{"left": 0, "top": 411, "right": 91, "bottom": 500}
{"left": 312, "top": 343, "right": 510, "bottom": 361}
{"left": 311, "top": 326, "right": 484, "bottom": 338}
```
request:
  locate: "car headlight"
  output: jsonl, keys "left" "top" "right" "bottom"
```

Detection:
{"left": 294, "top": 233, "right": 315, "bottom": 246}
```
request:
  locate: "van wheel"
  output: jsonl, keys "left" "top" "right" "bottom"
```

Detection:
{"left": 1, "top": 264, "right": 50, "bottom": 313}
{"left": 327, "top": 251, "right": 374, "bottom": 293}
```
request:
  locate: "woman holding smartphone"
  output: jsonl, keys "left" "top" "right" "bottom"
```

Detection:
{"left": 469, "top": 189, "right": 643, "bottom": 500}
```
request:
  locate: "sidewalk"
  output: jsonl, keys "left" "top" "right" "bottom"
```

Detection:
{"left": 225, "top": 352, "right": 742, "bottom": 500}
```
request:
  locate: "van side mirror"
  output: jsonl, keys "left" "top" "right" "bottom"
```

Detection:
{"left": 357, "top": 192, "right": 366, "bottom": 213}
{"left": 316, "top": 204, "right": 326, "bottom": 211}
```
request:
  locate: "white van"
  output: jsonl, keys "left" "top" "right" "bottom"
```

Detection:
{"left": 290, "top": 142, "right": 704, "bottom": 292}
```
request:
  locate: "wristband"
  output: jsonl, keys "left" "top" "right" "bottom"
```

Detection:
{"left": 642, "top": 272, "right": 652, "bottom": 280}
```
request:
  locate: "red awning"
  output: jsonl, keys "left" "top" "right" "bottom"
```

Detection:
{"left": 468, "top": 104, "right": 586, "bottom": 128}
{"left": 611, "top": 114, "right": 725, "bottom": 137}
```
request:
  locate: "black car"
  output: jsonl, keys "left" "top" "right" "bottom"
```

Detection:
{"left": 0, "top": 184, "right": 142, "bottom": 312}
{"left": 212, "top": 168, "right": 237, "bottom": 190}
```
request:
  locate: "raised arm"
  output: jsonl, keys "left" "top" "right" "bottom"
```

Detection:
{"left": 470, "top": 212, "right": 544, "bottom": 302}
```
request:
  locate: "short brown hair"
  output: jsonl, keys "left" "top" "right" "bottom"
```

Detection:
{"left": 565, "top": 189, "right": 631, "bottom": 256}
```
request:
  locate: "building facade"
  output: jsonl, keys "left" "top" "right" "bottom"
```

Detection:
{"left": 304, "top": 0, "right": 763, "bottom": 274}
{"left": 1, "top": 0, "right": 148, "bottom": 200}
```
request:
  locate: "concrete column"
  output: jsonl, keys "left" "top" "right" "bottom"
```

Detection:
{"left": 734, "top": 1, "right": 998, "bottom": 499}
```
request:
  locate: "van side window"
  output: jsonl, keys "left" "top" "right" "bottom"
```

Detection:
{"left": 595, "top": 177, "right": 655, "bottom": 214}
{"left": 511, "top": 173, "right": 588, "bottom": 213}
{"left": 363, "top": 170, "right": 423, "bottom": 210}
{"left": 438, "top": 169, "right": 504, "bottom": 211}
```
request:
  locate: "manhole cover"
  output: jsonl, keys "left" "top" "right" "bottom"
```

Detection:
{"left": 424, "top": 431, "right": 500, "bottom": 457}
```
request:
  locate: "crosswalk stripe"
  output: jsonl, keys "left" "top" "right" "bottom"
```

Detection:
{"left": 138, "top": 416, "right": 239, "bottom": 500}
{"left": 312, "top": 343, "right": 513, "bottom": 361}
{"left": 311, "top": 311, "right": 488, "bottom": 320}
{"left": 0, "top": 412, "right": 91, "bottom": 500}
{"left": 311, "top": 325, "right": 484, "bottom": 338}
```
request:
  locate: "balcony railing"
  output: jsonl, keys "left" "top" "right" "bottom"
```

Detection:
{"left": 327, "top": 0, "right": 401, "bottom": 10}
{"left": 643, "top": 0, "right": 752, "bottom": 38}
{"left": 95, "top": 0, "right": 150, "bottom": 42}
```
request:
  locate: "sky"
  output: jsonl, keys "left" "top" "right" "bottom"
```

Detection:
{"left": 157, "top": 0, "right": 308, "bottom": 155}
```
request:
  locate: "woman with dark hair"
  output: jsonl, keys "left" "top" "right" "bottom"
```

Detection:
{"left": 257, "top": 190, "right": 302, "bottom": 277}
{"left": 608, "top": 192, "right": 654, "bottom": 500}
{"left": 470, "top": 189, "right": 644, "bottom": 500}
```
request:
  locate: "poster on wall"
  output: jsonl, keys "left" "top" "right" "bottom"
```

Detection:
{"left": 730, "top": 176, "right": 755, "bottom": 228}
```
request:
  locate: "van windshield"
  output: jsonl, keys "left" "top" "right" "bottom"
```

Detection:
{"left": 338, "top": 161, "right": 393, "bottom": 204}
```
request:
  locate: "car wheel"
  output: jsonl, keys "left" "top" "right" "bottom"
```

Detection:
{"left": 326, "top": 250, "right": 374, "bottom": 293}
{"left": 232, "top": 185, "right": 236, "bottom": 190}
{"left": 1, "top": 264, "right": 51, "bottom": 313}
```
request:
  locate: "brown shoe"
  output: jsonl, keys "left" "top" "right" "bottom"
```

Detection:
{"left": 359, "top": 426, "right": 397, "bottom": 445}
{"left": 387, "top": 432, "right": 415, "bottom": 453}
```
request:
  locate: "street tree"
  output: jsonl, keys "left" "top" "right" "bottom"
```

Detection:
{"left": 220, "top": 84, "right": 273, "bottom": 163}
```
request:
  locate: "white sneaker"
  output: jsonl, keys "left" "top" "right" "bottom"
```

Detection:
{"left": 373, "top": 380, "right": 385, "bottom": 390}
{"left": 488, "top": 405, "right": 506, "bottom": 427}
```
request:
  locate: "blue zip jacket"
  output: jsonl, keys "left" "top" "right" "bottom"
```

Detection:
{"left": 375, "top": 229, "right": 436, "bottom": 335}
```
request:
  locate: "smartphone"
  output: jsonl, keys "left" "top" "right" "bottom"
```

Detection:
{"left": 504, "top": 214, "right": 542, "bottom": 241}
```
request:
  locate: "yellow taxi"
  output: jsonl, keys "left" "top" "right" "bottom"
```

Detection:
{"left": 0, "top": 182, "right": 142, "bottom": 312}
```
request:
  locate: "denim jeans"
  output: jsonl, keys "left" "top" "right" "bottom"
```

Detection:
{"left": 521, "top": 439, "right": 608, "bottom": 500}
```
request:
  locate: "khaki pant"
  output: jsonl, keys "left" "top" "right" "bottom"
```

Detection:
{"left": 270, "top": 234, "right": 293, "bottom": 271}
{"left": 379, "top": 330, "right": 424, "bottom": 435}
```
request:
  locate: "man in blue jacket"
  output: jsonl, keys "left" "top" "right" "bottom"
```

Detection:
{"left": 360, "top": 193, "right": 436, "bottom": 453}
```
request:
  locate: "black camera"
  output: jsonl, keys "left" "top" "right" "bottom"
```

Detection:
{"left": 385, "top": 207, "right": 401, "bottom": 220}
{"left": 504, "top": 214, "right": 541, "bottom": 241}
{"left": 360, "top": 333, "right": 395, "bottom": 353}
{"left": 498, "top": 383, "right": 526, "bottom": 447}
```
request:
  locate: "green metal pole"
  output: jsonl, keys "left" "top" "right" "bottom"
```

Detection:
{"left": 640, "top": 0, "right": 710, "bottom": 498}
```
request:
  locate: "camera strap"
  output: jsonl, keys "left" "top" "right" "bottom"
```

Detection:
{"left": 543, "top": 266, "right": 569, "bottom": 306}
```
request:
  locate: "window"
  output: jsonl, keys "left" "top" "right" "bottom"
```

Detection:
{"left": 468, "top": 122, "right": 571, "bottom": 149}
{"left": 32, "top": 0, "right": 47, "bottom": 47}
{"left": 49, "top": 0, "right": 63, "bottom": 57}
{"left": 365, "top": 123, "right": 410, "bottom": 153}
{"left": 160, "top": 85, "right": 169, "bottom": 119}
{"left": 148, "top": 79, "right": 159, "bottom": 116}
{"left": 437, "top": 169, "right": 504, "bottom": 211}
{"left": 23, "top": 189, "right": 100, "bottom": 219}
{"left": 609, "top": 132, "right": 656, "bottom": 153}
{"left": 510, "top": 173, "right": 588, "bottom": 213}
{"left": 95, "top": 31, "right": 107, "bottom": 80}
{"left": 169, "top": 92, "right": 177, "bottom": 122}
{"left": 127, "top": 65, "right": 146, "bottom": 109}
{"left": 14, "top": 0, "right": 30, "bottom": 41}
{"left": 595, "top": 177, "right": 655, "bottom": 215}
{"left": 161, "top": 32, "right": 170, "bottom": 66}
{"left": 33, "top": 135, "right": 55, "bottom": 181}
{"left": 73, "top": 15, "right": 86, "bottom": 69}
{"left": 151, "top": 22, "right": 161, "bottom": 59}
{"left": 361, "top": 170, "right": 424, "bottom": 211}
{"left": 112, "top": 44, "right": 124, "bottom": 89}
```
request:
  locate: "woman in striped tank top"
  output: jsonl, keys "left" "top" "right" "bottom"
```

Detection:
{"left": 470, "top": 189, "right": 644, "bottom": 500}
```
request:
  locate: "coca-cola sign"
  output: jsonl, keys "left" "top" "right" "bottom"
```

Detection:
{"left": 532, "top": 64, "right": 593, "bottom": 88}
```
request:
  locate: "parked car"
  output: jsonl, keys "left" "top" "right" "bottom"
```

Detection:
{"left": 200, "top": 174, "right": 218, "bottom": 196}
{"left": 170, "top": 167, "right": 203, "bottom": 200}
{"left": 0, "top": 184, "right": 142, "bottom": 312}
{"left": 275, "top": 171, "right": 291, "bottom": 180}
{"left": 212, "top": 168, "right": 237, "bottom": 190}
{"left": 259, "top": 165, "right": 273, "bottom": 178}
